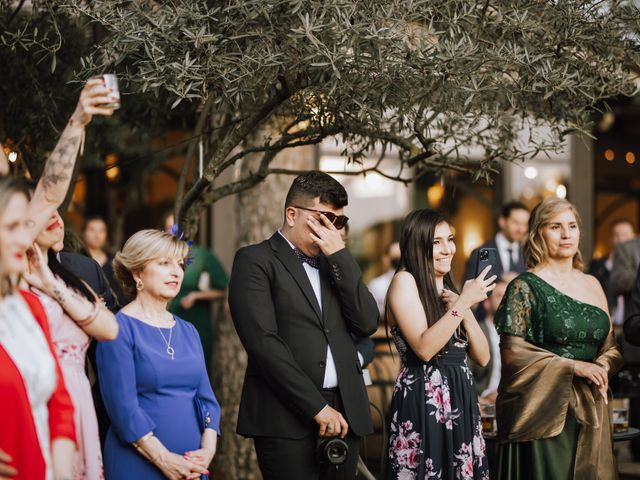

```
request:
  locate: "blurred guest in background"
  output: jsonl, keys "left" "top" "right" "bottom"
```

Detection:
{"left": 469, "top": 273, "right": 515, "bottom": 405}
{"left": 368, "top": 241, "right": 400, "bottom": 315}
{"left": 624, "top": 266, "right": 640, "bottom": 344}
{"left": 98, "top": 229, "right": 220, "bottom": 479}
{"left": 590, "top": 219, "right": 635, "bottom": 323}
{"left": 83, "top": 215, "right": 127, "bottom": 306}
{"left": 163, "top": 212, "right": 228, "bottom": 370}
{"left": 495, "top": 197, "right": 621, "bottom": 480}
{"left": 610, "top": 223, "right": 640, "bottom": 308}
{"left": 463, "top": 201, "right": 529, "bottom": 282}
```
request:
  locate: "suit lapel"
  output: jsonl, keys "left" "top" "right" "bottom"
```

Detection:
{"left": 269, "top": 233, "right": 323, "bottom": 322}
{"left": 319, "top": 257, "right": 332, "bottom": 325}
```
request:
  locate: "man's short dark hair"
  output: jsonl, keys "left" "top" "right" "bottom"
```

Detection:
{"left": 500, "top": 201, "right": 529, "bottom": 219}
{"left": 610, "top": 219, "right": 635, "bottom": 234}
{"left": 284, "top": 170, "right": 348, "bottom": 209}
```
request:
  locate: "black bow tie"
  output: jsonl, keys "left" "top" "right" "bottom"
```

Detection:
{"left": 294, "top": 249, "right": 319, "bottom": 269}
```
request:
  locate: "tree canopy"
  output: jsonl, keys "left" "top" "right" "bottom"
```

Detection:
{"left": 3, "top": 0, "right": 640, "bottom": 232}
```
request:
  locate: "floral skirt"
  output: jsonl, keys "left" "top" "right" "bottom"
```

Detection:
{"left": 386, "top": 356, "right": 489, "bottom": 480}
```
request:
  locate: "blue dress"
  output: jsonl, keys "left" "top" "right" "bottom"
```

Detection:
{"left": 97, "top": 312, "right": 221, "bottom": 479}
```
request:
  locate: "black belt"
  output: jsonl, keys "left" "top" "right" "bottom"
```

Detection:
{"left": 322, "top": 387, "right": 338, "bottom": 393}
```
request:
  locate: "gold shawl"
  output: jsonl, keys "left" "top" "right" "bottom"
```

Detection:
{"left": 496, "top": 333, "right": 623, "bottom": 480}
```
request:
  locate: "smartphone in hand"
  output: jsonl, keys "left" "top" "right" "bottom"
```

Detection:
{"left": 474, "top": 247, "right": 500, "bottom": 280}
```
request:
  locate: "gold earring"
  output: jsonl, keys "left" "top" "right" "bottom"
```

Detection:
{"left": 136, "top": 279, "right": 143, "bottom": 291}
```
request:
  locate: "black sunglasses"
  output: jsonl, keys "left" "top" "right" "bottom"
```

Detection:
{"left": 293, "top": 205, "right": 349, "bottom": 230}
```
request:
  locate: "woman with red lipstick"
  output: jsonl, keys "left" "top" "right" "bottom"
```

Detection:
{"left": 495, "top": 198, "right": 623, "bottom": 480}
{"left": 0, "top": 177, "right": 77, "bottom": 480}
{"left": 26, "top": 209, "right": 118, "bottom": 480}
{"left": 97, "top": 230, "right": 220, "bottom": 480}
{"left": 1, "top": 79, "right": 118, "bottom": 479}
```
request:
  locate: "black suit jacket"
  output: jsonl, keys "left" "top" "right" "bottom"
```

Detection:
{"left": 624, "top": 265, "right": 640, "bottom": 346}
{"left": 59, "top": 252, "right": 119, "bottom": 312}
{"left": 462, "top": 238, "right": 525, "bottom": 283}
{"left": 228, "top": 233, "right": 379, "bottom": 439}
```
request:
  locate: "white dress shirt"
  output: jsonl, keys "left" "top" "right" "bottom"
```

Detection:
{"left": 480, "top": 316, "right": 502, "bottom": 397}
{"left": 278, "top": 231, "right": 338, "bottom": 388}
{"left": 368, "top": 269, "right": 395, "bottom": 315}
{"left": 495, "top": 232, "right": 520, "bottom": 273}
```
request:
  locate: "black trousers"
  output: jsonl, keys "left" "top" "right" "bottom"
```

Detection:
{"left": 254, "top": 389, "right": 361, "bottom": 480}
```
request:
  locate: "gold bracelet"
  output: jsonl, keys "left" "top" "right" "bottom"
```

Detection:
{"left": 132, "top": 431, "right": 154, "bottom": 450}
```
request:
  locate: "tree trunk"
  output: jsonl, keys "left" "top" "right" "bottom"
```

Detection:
{"left": 212, "top": 139, "right": 315, "bottom": 479}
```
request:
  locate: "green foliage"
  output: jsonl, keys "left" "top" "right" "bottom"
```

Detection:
{"left": 3, "top": 0, "right": 640, "bottom": 225}
{"left": 0, "top": 1, "right": 186, "bottom": 175}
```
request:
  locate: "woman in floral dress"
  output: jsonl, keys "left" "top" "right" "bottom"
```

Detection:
{"left": 385, "top": 209, "right": 495, "bottom": 480}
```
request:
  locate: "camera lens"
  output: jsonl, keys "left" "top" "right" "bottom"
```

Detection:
{"left": 316, "top": 437, "right": 348, "bottom": 465}
{"left": 480, "top": 250, "right": 489, "bottom": 260}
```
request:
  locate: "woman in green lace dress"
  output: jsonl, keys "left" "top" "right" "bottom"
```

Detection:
{"left": 494, "top": 197, "right": 622, "bottom": 480}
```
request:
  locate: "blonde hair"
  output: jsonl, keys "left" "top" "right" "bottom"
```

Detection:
{"left": 114, "top": 229, "right": 189, "bottom": 300}
{"left": 0, "top": 176, "right": 30, "bottom": 296}
{"left": 523, "top": 197, "right": 584, "bottom": 271}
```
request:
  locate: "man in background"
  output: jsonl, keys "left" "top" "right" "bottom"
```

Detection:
{"left": 463, "top": 202, "right": 529, "bottom": 282}
{"left": 368, "top": 241, "right": 401, "bottom": 315}
{"left": 469, "top": 274, "right": 515, "bottom": 404}
{"left": 590, "top": 219, "right": 636, "bottom": 323}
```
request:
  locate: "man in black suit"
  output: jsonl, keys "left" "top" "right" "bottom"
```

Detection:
{"left": 228, "top": 171, "right": 379, "bottom": 480}
{"left": 463, "top": 201, "right": 529, "bottom": 283}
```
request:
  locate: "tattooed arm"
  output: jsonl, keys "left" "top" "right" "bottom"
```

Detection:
{"left": 27, "top": 78, "right": 116, "bottom": 241}
{"left": 23, "top": 244, "right": 119, "bottom": 341}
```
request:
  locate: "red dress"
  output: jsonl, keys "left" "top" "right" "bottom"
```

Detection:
{"left": 0, "top": 290, "right": 76, "bottom": 479}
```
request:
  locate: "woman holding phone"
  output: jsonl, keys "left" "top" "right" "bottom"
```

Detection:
{"left": 385, "top": 208, "right": 495, "bottom": 480}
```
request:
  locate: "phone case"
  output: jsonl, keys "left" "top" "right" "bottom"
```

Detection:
{"left": 475, "top": 247, "right": 499, "bottom": 278}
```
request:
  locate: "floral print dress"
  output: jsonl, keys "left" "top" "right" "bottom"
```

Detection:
{"left": 386, "top": 326, "right": 489, "bottom": 480}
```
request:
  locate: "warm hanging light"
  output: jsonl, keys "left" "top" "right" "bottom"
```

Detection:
{"left": 626, "top": 152, "right": 636, "bottom": 165}
{"left": 105, "top": 153, "right": 121, "bottom": 182}
{"left": 427, "top": 180, "right": 445, "bottom": 207}
{"left": 604, "top": 149, "right": 615, "bottom": 161}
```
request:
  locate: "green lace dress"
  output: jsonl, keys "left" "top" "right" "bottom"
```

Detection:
{"left": 494, "top": 272, "right": 610, "bottom": 480}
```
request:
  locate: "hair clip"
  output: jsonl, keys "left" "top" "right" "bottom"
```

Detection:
{"left": 169, "top": 223, "right": 184, "bottom": 240}
{"left": 169, "top": 224, "right": 194, "bottom": 266}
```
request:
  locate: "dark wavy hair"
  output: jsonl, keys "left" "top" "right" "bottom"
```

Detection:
{"left": 400, "top": 208, "right": 458, "bottom": 322}
{"left": 385, "top": 209, "right": 459, "bottom": 355}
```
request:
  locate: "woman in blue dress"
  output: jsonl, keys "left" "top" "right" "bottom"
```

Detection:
{"left": 97, "top": 229, "right": 221, "bottom": 479}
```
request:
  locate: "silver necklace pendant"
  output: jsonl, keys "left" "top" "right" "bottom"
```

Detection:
{"left": 156, "top": 324, "right": 175, "bottom": 360}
